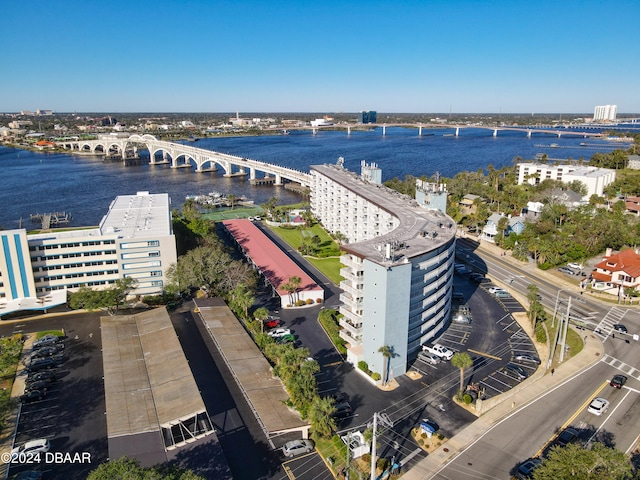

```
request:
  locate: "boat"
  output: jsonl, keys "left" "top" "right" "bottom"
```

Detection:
{"left": 550, "top": 143, "right": 559, "bottom": 148}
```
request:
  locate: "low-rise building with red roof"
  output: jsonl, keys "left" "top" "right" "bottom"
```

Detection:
{"left": 591, "top": 248, "right": 640, "bottom": 295}
{"left": 222, "top": 219, "right": 324, "bottom": 308}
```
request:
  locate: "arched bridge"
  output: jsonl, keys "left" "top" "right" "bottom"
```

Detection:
{"left": 57, "top": 134, "right": 311, "bottom": 187}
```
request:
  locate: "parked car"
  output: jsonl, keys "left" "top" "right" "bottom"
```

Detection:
{"left": 451, "top": 313, "right": 472, "bottom": 324}
{"left": 26, "top": 356, "right": 61, "bottom": 372}
{"left": 493, "top": 290, "right": 512, "bottom": 299}
{"left": 610, "top": 374, "right": 627, "bottom": 389}
{"left": 517, "top": 458, "right": 541, "bottom": 478}
{"left": 11, "top": 439, "right": 50, "bottom": 460}
{"left": 488, "top": 286, "right": 506, "bottom": 294}
{"left": 417, "top": 351, "right": 442, "bottom": 365}
{"left": 451, "top": 292, "right": 465, "bottom": 302}
{"left": 276, "top": 333, "right": 295, "bottom": 344}
{"left": 282, "top": 439, "right": 314, "bottom": 457}
{"left": 505, "top": 363, "right": 527, "bottom": 380}
{"left": 263, "top": 317, "right": 281, "bottom": 329}
{"left": 267, "top": 328, "right": 291, "bottom": 338}
{"left": 32, "top": 334, "right": 62, "bottom": 349}
{"left": 556, "top": 427, "right": 579, "bottom": 447}
{"left": 20, "top": 389, "right": 47, "bottom": 403}
{"left": 513, "top": 353, "right": 541, "bottom": 364}
{"left": 422, "top": 343, "right": 454, "bottom": 360}
{"left": 30, "top": 344, "right": 64, "bottom": 359}
{"left": 587, "top": 397, "right": 609, "bottom": 416}
{"left": 26, "top": 370, "right": 56, "bottom": 384}
{"left": 613, "top": 324, "right": 628, "bottom": 334}
{"left": 25, "top": 380, "right": 50, "bottom": 393}
{"left": 567, "top": 262, "right": 584, "bottom": 270}
{"left": 332, "top": 401, "right": 353, "bottom": 419}
{"left": 558, "top": 266, "right": 575, "bottom": 275}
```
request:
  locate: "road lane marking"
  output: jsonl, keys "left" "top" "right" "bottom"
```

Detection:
{"left": 534, "top": 380, "right": 608, "bottom": 457}
{"left": 587, "top": 389, "right": 631, "bottom": 445}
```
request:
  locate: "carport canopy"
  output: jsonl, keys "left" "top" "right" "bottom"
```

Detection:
{"left": 101, "top": 308, "right": 215, "bottom": 466}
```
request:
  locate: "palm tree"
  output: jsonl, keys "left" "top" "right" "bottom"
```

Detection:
{"left": 451, "top": 352, "right": 473, "bottom": 398}
{"left": 308, "top": 396, "right": 337, "bottom": 438}
{"left": 378, "top": 345, "right": 394, "bottom": 386}
{"left": 289, "top": 276, "right": 302, "bottom": 303}
{"left": 253, "top": 306, "right": 269, "bottom": 332}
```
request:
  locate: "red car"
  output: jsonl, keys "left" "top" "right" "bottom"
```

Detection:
{"left": 263, "top": 317, "right": 281, "bottom": 328}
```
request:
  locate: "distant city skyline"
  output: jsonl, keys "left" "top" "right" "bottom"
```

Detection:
{"left": 2, "top": 0, "right": 639, "bottom": 114}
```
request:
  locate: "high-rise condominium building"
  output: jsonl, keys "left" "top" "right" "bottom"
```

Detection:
{"left": 310, "top": 161, "right": 456, "bottom": 380}
{"left": 593, "top": 105, "right": 617, "bottom": 122}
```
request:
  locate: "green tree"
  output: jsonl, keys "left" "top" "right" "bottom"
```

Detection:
{"left": 308, "top": 396, "right": 337, "bottom": 438}
{"left": 67, "top": 278, "right": 138, "bottom": 315}
{"left": 451, "top": 352, "right": 473, "bottom": 397}
{"left": 532, "top": 442, "right": 632, "bottom": 480}
{"left": 87, "top": 456, "right": 206, "bottom": 480}
{"left": 166, "top": 243, "right": 254, "bottom": 296}
{"left": 227, "top": 283, "right": 254, "bottom": 320}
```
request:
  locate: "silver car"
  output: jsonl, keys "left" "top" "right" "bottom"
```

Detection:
{"left": 418, "top": 351, "right": 442, "bottom": 365}
{"left": 283, "top": 439, "right": 314, "bottom": 457}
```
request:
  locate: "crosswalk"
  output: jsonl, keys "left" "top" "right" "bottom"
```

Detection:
{"left": 601, "top": 353, "right": 640, "bottom": 382}
{"left": 593, "top": 307, "right": 629, "bottom": 339}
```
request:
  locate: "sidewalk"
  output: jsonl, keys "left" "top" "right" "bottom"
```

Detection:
{"left": 402, "top": 330, "right": 604, "bottom": 479}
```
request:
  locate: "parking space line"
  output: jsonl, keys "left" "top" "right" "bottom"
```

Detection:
{"left": 480, "top": 381, "right": 504, "bottom": 394}
{"left": 495, "top": 313, "right": 511, "bottom": 324}
{"left": 468, "top": 349, "right": 501, "bottom": 361}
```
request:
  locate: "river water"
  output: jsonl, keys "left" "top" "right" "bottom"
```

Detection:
{"left": 0, "top": 127, "right": 627, "bottom": 230}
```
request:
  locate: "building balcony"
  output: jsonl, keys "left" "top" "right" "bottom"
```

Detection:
{"left": 339, "top": 317, "right": 363, "bottom": 337}
{"left": 339, "top": 328, "right": 361, "bottom": 346}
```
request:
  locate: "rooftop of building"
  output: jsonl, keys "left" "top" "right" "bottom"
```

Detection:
{"left": 221, "top": 219, "right": 322, "bottom": 295}
{"left": 518, "top": 162, "right": 615, "bottom": 176}
{"left": 311, "top": 164, "right": 456, "bottom": 266}
{"left": 99, "top": 191, "right": 172, "bottom": 239}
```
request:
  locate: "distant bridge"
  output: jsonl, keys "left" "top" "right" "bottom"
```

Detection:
{"left": 57, "top": 134, "right": 312, "bottom": 187}
{"left": 271, "top": 122, "right": 606, "bottom": 138}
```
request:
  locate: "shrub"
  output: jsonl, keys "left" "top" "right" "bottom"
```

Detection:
{"left": 358, "top": 361, "right": 370, "bottom": 373}
{"left": 316, "top": 298, "right": 322, "bottom": 303}
{"left": 295, "top": 300, "right": 305, "bottom": 306}
{"left": 418, "top": 438, "right": 424, "bottom": 446}
{"left": 535, "top": 323, "right": 547, "bottom": 343}
{"left": 463, "top": 393, "right": 473, "bottom": 404}
{"left": 371, "top": 372, "right": 381, "bottom": 381}
{"left": 306, "top": 298, "right": 314, "bottom": 305}
{"left": 421, "top": 432, "right": 427, "bottom": 439}
{"left": 361, "top": 454, "right": 371, "bottom": 464}
{"left": 437, "top": 433, "right": 444, "bottom": 441}
{"left": 377, "top": 457, "right": 390, "bottom": 471}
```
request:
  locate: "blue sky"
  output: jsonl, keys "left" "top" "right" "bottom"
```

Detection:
{"left": 2, "top": 0, "right": 638, "bottom": 113}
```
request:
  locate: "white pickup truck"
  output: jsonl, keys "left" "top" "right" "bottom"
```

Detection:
{"left": 421, "top": 343, "right": 454, "bottom": 360}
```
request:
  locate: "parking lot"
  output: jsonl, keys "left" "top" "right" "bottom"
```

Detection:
{"left": 5, "top": 313, "right": 107, "bottom": 479}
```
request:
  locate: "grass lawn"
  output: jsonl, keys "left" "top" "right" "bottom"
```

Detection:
{"left": 544, "top": 318, "right": 583, "bottom": 369}
{"left": 202, "top": 206, "right": 264, "bottom": 222}
{"left": 267, "top": 223, "right": 344, "bottom": 285}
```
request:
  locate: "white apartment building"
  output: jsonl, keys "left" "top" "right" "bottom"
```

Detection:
{"left": 593, "top": 105, "right": 617, "bottom": 122}
{"left": 0, "top": 192, "right": 177, "bottom": 317}
{"left": 310, "top": 163, "right": 457, "bottom": 380}
{"left": 517, "top": 163, "right": 616, "bottom": 200}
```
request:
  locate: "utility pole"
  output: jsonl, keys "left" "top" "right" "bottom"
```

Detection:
{"left": 345, "top": 431, "right": 350, "bottom": 480}
{"left": 370, "top": 413, "right": 377, "bottom": 480}
{"left": 559, "top": 297, "right": 572, "bottom": 362}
